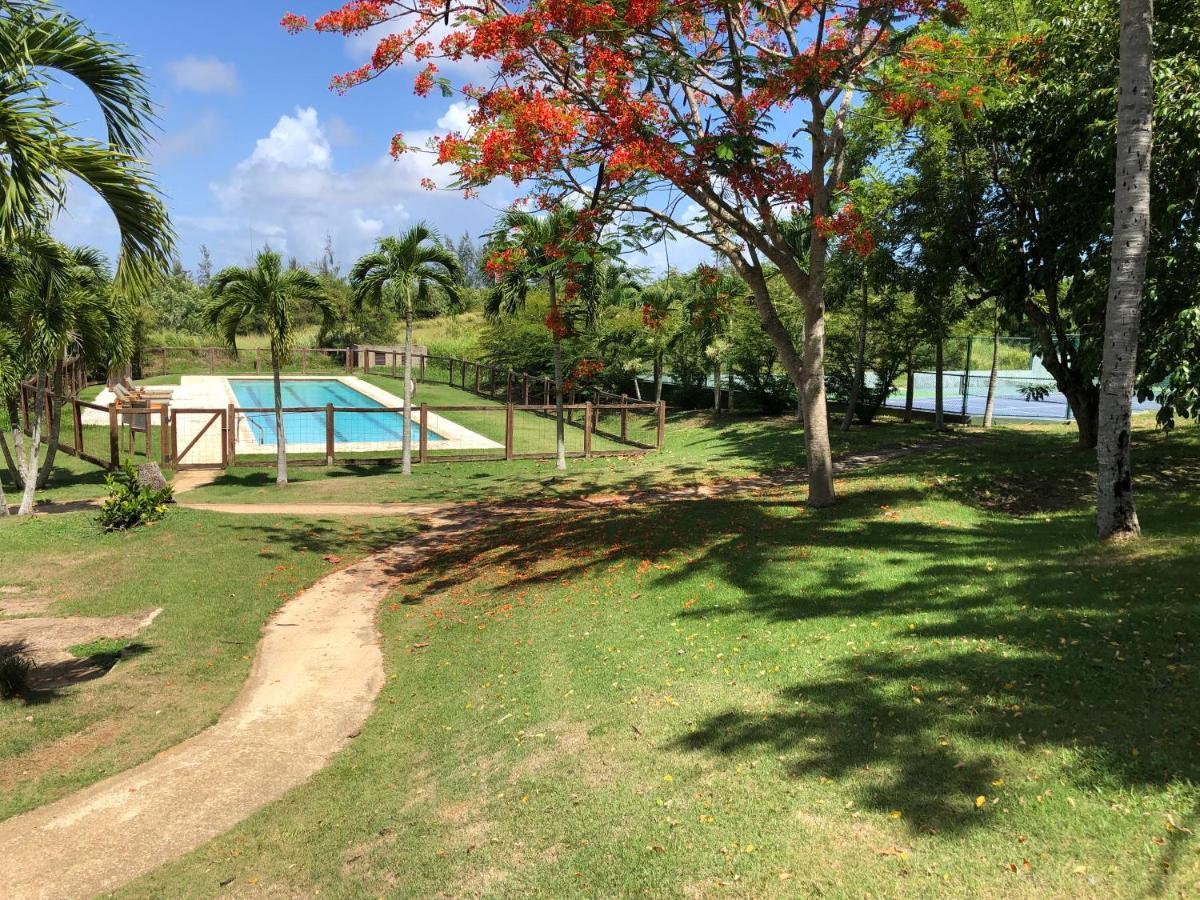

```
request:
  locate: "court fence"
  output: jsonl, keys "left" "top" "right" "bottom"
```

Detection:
{"left": 17, "top": 348, "right": 666, "bottom": 472}
{"left": 878, "top": 335, "right": 1157, "bottom": 421}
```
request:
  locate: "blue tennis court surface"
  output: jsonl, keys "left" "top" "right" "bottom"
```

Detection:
{"left": 228, "top": 378, "right": 442, "bottom": 446}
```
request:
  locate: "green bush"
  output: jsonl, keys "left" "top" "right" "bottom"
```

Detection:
{"left": 0, "top": 651, "right": 33, "bottom": 701}
{"left": 98, "top": 462, "right": 173, "bottom": 533}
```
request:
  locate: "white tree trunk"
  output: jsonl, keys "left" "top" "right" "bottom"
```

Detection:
{"left": 17, "top": 374, "right": 46, "bottom": 515}
{"left": 272, "top": 353, "right": 288, "bottom": 486}
{"left": 402, "top": 310, "right": 414, "bottom": 476}
{"left": 550, "top": 280, "right": 566, "bottom": 471}
{"left": 1097, "top": 0, "right": 1152, "bottom": 539}
{"left": 934, "top": 335, "right": 945, "bottom": 430}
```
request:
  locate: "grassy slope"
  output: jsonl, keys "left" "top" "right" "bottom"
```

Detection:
{"left": 187, "top": 409, "right": 931, "bottom": 505}
{"left": 125, "top": 422, "right": 1200, "bottom": 898}
{"left": 0, "top": 509, "right": 416, "bottom": 821}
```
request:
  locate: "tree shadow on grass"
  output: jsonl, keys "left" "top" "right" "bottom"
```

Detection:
{"left": 390, "top": 425, "right": 1200, "bottom": 841}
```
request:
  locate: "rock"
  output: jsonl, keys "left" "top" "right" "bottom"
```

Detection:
{"left": 136, "top": 462, "right": 169, "bottom": 492}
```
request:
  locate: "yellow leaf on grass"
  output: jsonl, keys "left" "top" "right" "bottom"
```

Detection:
{"left": 888, "top": 810, "right": 903, "bottom": 819}
{"left": 975, "top": 795, "right": 987, "bottom": 809}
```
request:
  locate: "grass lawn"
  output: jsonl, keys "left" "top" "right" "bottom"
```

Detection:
{"left": 0, "top": 508, "right": 416, "bottom": 821}
{"left": 186, "top": 407, "right": 933, "bottom": 505}
{"left": 122, "top": 422, "right": 1200, "bottom": 897}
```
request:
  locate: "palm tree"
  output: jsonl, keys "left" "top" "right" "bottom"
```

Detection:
{"left": 484, "top": 208, "right": 584, "bottom": 470}
{"left": 0, "top": 235, "right": 123, "bottom": 514}
{"left": 1096, "top": 0, "right": 1153, "bottom": 540}
{"left": 350, "top": 225, "right": 461, "bottom": 475}
{"left": 205, "top": 250, "right": 333, "bottom": 486}
{"left": 1, "top": 1, "right": 173, "bottom": 286}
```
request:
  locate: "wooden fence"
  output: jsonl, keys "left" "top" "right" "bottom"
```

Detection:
{"left": 18, "top": 348, "right": 666, "bottom": 471}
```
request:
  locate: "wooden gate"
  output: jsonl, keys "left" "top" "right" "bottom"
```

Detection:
{"left": 170, "top": 408, "right": 227, "bottom": 468}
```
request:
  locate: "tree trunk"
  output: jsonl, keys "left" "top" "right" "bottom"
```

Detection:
{"left": 402, "top": 308, "right": 414, "bottom": 476}
{"left": 713, "top": 360, "right": 721, "bottom": 413}
{"left": 934, "top": 335, "right": 945, "bottom": 430}
{"left": 904, "top": 354, "right": 914, "bottom": 423}
{"left": 1097, "top": 0, "right": 1152, "bottom": 540}
{"left": 17, "top": 373, "right": 46, "bottom": 515}
{"left": 550, "top": 280, "right": 566, "bottom": 471}
{"left": 36, "top": 367, "right": 65, "bottom": 488}
{"left": 842, "top": 278, "right": 869, "bottom": 431}
{"left": 653, "top": 352, "right": 663, "bottom": 403}
{"left": 982, "top": 312, "right": 1001, "bottom": 428}
{"left": 632, "top": 373, "right": 642, "bottom": 401}
{"left": 272, "top": 351, "right": 288, "bottom": 486}
{"left": 734, "top": 256, "right": 834, "bottom": 505}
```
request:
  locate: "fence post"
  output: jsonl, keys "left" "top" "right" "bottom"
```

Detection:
{"left": 419, "top": 403, "right": 429, "bottom": 463}
{"left": 506, "top": 370, "right": 513, "bottom": 403}
{"left": 419, "top": 354, "right": 426, "bottom": 383}
{"left": 505, "top": 403, "right": 514, "bottom": 460}
{"left": 301, "top": 348, "right": 308, "bottom": 373}
{"left": 72, "top": 399, "right": 83, "bottom": 454}
{"left": 583, "top": 401, "right": 593, "bottom": 458}
{"left": 208, "top": 348, "right": 216, "bottom": 373}
{"left": 255, "top": 348, "right": 261, "bottom": 374}
{"left": 325, "top": 403, "right": 335, "bottom": 466}
{"left": 474, "top": 363, "right": 481, "bottom": 394}
{"left": 346, "top": 347, "right": 353, "bottom": 374}
{"left": 620, "top": 397, "right": 629, "bottom": 442}
{"left": 656, "top": 400, "right": 666, "bottom": 450}
{"left": 364, "top": 349, "right": 371, "bottom": 375}
{"left": 108, "top": 403, "right": 120, "bottom": 467}
{"left": 159, "top": 404, "right": 170, "bottom": 463}
{"left": 161, "top": 347, "right": 168, "bottom": 377}
{"left": 961, "top": 336, "right": 973, "bottom": 418}
{"left": 523, "top": 375, "right": 530, "bottom": 406}
{"left": 223, "top": 405, "right": 233, "bottom": 467}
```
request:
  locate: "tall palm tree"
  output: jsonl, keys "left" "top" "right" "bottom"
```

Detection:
{"left": 0, "top": 0, "right": 173, "bottom": 286}
{"left": 350, "top": 225, "right": 461, "bottom": 475}
{"left": 205, "top": 250, "right": 333, "bottom": 486}
{"left": 1097, "top": 0, "right": 1153, "bottom": 539}
{"left": 484, "top": 208, "right": 583, "bottom": 470}
{"left": 0, "top": 235, "right": 122, "bottom": 514}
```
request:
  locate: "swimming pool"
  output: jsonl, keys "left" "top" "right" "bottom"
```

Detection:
{"left": 228, "top": 378, "right": 442, "bottom": 447}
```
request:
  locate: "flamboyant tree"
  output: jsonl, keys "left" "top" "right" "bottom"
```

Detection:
{"left": 285, "top": 0, "right": 969, "bottom": 506}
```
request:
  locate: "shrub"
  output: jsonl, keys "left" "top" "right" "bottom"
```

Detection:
{"left": 0, "top": 651, "right": 33, "bottom": 700}
{"left": 98, "top": 462, "right": 173, "bottom": 532}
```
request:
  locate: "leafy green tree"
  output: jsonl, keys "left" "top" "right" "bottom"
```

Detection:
{"left": 0, "top": 0, "right": 173, "bottom": 285}
{"left": 350, "top": 225, "right": 462, "bottom": 475}
{"left": 205, "top": 250, "right": 333, "bottom": 486}
{"left": 484, "top": 208, "right": 584, "bottom": 471}
{"left": 0, "top": 235, "right": 124, "bottom": 514}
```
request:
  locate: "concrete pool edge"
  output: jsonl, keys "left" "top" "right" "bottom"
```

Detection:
{"left": 223, "top": 375, "right": 502, "bottom": 454}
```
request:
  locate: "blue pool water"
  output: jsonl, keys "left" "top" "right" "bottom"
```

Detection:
{"left": 228, "top": 379, "right": 442, "bottom": 446}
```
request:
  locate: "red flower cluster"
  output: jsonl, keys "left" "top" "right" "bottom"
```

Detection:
{"left": 642, "top": 302, "right": 668, "bottom": 331}
{"left": 814, "top": 204, "right": 874, "bottom": 258}
{"left": 544, "top": 306, "right": 569, "bottom": 340}
{"left": 563, "top": 358, "right": 604, "bottom": 391}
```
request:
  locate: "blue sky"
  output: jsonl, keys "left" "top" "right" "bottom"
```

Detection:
{"left": 52, "top": 1, "right": 519, "bottom": 274}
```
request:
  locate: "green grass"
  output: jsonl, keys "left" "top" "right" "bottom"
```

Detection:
{"left": 0, "top": 508, "right": 416, "bottom": 821}
{"left": 121, "top": 421, "right": 1200, "bottom": 897}
{"left": 187, "top": 408, "right": 931, "bottom": 505}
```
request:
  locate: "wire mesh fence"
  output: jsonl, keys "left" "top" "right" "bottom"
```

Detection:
{"left": 881, "top": 335, "right": 1160, "bottom": 420}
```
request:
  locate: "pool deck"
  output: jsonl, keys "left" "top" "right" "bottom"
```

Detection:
{"left": 85, "top": 375, "right": 500, "bottom": 465}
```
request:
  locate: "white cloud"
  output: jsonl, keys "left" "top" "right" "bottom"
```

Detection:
{"left": 437, "top": 101, "right": 473, "bottom": 133}
{"left": 167, "top": 56, "right": 240, "bottom": 95}
{"left": 204, "top": 105, "right": 509, "bottom": 264}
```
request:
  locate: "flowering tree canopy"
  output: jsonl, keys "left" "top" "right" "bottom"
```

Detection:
{"left": 286, "top": 0, "right": 971, "bottom": 505}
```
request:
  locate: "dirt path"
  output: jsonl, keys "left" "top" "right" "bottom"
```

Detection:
{"left": 0, "top": 436, "right": 954, "bottom": 897}
{"left": 0, "top": 507, "right": 485, "bottom": 899}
